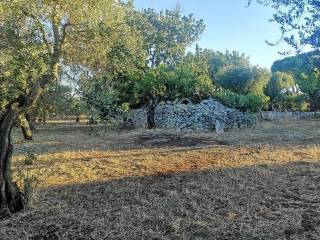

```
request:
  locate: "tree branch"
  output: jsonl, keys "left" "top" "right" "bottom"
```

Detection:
{"left": 59, "top": 21, "right": 71, "bottom": 50}
{"left": 21, "top": 9, "right": 53, "bottom": 55}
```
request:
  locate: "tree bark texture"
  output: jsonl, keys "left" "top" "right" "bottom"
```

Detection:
{"left": 19, "top": 114, "right": 33, "bottom": 140}
{"left": 146, "top": 95, "right": 159, "bottom": 129}
{"left": 0, "top": 106, "right": 25, "bottom": 218}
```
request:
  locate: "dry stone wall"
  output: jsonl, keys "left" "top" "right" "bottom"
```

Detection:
{"left": 127, "top": 98, "right": 251, "bottom": 132}
{"left": 261, "top": 111, "right": 319, "bottom": 121}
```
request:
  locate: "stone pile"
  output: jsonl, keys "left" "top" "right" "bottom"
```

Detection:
{"left": 127, "top": 98, "right": 252, "bottom": 132}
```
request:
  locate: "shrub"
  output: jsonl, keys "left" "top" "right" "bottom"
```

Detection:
{"left": 276, "top": 94, "right": 309, "bottom": 112}
{"left": 213, "top": 89, "right": 265, "bottom": 112}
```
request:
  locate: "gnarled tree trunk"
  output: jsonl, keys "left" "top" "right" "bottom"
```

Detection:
{"left": 0, "top": 106, "right": 25, "bottom": 218}
{"left": 25, "top": 113, "right": 36, "bottom": 131}
{"left": 146, "top": 95, "right": 159, "bottom": 129}
{"left": 147, "top": 105, "right": 156, "bottom": 129}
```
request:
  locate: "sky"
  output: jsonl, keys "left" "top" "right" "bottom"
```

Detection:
{"left": 134, "top": 0, "right": 294, "bottom": 69}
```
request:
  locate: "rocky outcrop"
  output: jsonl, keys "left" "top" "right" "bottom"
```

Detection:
{"left": 127, "top": 98, "right": 252, "bottom": 132}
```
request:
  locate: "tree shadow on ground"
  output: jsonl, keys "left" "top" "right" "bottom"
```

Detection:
{"left": 2, "top": 161, "right": 320, "bottom": 240}
{"left": 12, "top": 120, "right": 320, "bottom": 156}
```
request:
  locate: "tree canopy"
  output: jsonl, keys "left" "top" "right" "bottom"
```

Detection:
{"left": 251, "top": 0, "right": 320, "bottom": 50}
{"left": 128, "top": 7, "right": 205, "bottom": 68}
{"left": 271, "top": 51, "right": 320, "bottom": 111}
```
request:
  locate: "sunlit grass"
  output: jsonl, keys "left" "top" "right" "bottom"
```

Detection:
{"left": 13, "top": 144, "right": 320, "bottom": 189}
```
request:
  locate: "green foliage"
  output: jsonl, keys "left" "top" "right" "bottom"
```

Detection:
{"left": 193, "top": 49, "right": 251, "bottom": 80}
{"left": 271, "top": 52, "right": 320, "bottom": 111}
{"left": 0, "top": 23, "right": 48, "bottom": 110}
{"left": 298, "top": 69, "right": 320, "bottom": 96}
{"left": 197, "top": 48, "right": 270, "bottom": 97}
{"left": 168, "top": 55, "right": 214, "bottom": 101}
{"left": 0, "top": 0, "right": 136, "bottom": 113}
{"left": 213, "top": 89, "right": 265, "bottom": 112}
{"left": 252, "top": 0, "right": 320, "bottom": 50}
{"left": 216, "top": 66, "right": 259, "bottom": 94}
{"left": 248, "top": 68, "right": 271, "bottom": 96}
{"left": 265, "top": 72, "right": 295, "bottom": 102}
{"left": 271, "top": 51, "right": 320, "bottom": 77}
{"left": 274, "top": 94, "right": 309, "bottom": 112}
{"left": 246, "top": 113, "right": 258, "bottom": 126}
{"left": 29, "top": 84, "right": 85, "bottom": 121}
{"left": 82, "top": 4, "right": 205, "bottom": 121}
{"left": 252, "top": 0, "right": 320, "bottom": 110}
{"left": 208, "top": 50, "right": 251, "bottom": 78}
{"left": 128, "top": 7, "right": 205, "bottom": 67}
{"left": 298, "top": 69, "right": 320, "bottom": 111}
{"left": 191, "top": 47, "right": 270, "bottom": 112}
{"left": 81, "top": 76, "right": 122, "bottom": 121}
{"left": 264, "top": 71, "right": 304, "bottom": 111}
{"left": 134, "top": 59, "right": 214, "bottom": 107}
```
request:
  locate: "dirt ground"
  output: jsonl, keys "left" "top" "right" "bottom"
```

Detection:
{"left": 1, "top": 120, "right": 320, "bottom": 239}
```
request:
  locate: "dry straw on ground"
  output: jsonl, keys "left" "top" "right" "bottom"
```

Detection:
{"left": 1, "top": 120, "right": 320, "bottom": 239}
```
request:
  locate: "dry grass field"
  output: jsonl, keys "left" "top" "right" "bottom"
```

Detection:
{"left": 1, "top": 120, "right": 320, "bottom": 239}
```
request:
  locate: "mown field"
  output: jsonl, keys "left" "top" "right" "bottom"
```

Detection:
{"left": 1, "top": 120, "right": 320, "bottom": 240}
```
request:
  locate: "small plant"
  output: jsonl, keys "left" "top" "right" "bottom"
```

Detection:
{"left": 246, "top": 113, "right": 258, "bottom": 126}
{"left": 14, "top": 150, "right": 50, "bottom": 208}
{"left": 24, "top": 152, "right": 37, "bottom": 166}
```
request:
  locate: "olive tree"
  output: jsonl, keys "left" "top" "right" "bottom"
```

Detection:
{"left": 134, "top": 58, "right": 213, "bottom": 128}
{"left": 114, "top": 6, "right": 206, "bottom": 128}
{"left": 216, "top": 66, "right": 260, "bottom": 94}
{"left": 128, "top": 7, "right": 205, "bottom": 68}
{"left": 0, "top": 0, "right": 134, "bottom": 216}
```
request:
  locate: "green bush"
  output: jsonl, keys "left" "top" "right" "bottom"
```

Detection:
{"left": 245, "top": 95, "right": 265, "bottom": 112}
{"left": 274, "top": 94, "right": 309, "bottom": 112}
{"left": 213, "top": 89, "right": 264, "bottom": 112}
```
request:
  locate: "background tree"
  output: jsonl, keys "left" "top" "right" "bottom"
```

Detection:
{"left": 208, "top": 50, "right": 251, "bottom": 80}
{"left": 216, "top": 66, "right": 269, "bottom": 95}
{"left": 128, "top": 7, "right": 205, "bottom": 68}
{"left": 134, "top": 58, "right": 213, "bottom": 128}
{"left": 265, "top": 72, "right": 296, "bottom": 110}
{"left": 272, "top": 51, "right": 320, "bottom": 77}
{"left": 81, "top": 75, "right": 125, "bottom": 123}
{"left": 248, "top": 68, "right": 271, "bottom": 94}
{"left": 79, "top": 36, "right": 146, "bottom": 123}
{"left": 251, "top": 0, "right": 320, "bottom": 111}
{"left": 193, "top": 49, "right": 251, "bottom": 81}
{"left": 29, "top": 83, "right": 84, "bottom": 124}
{"left": 298, "top": 69, "right": 320, "bottom": 111}
{"left": 271, "top": 52, "right": 320, "bottom": 111}
{"left": 112, "top": 5, "right": 206, "bottom": 128}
